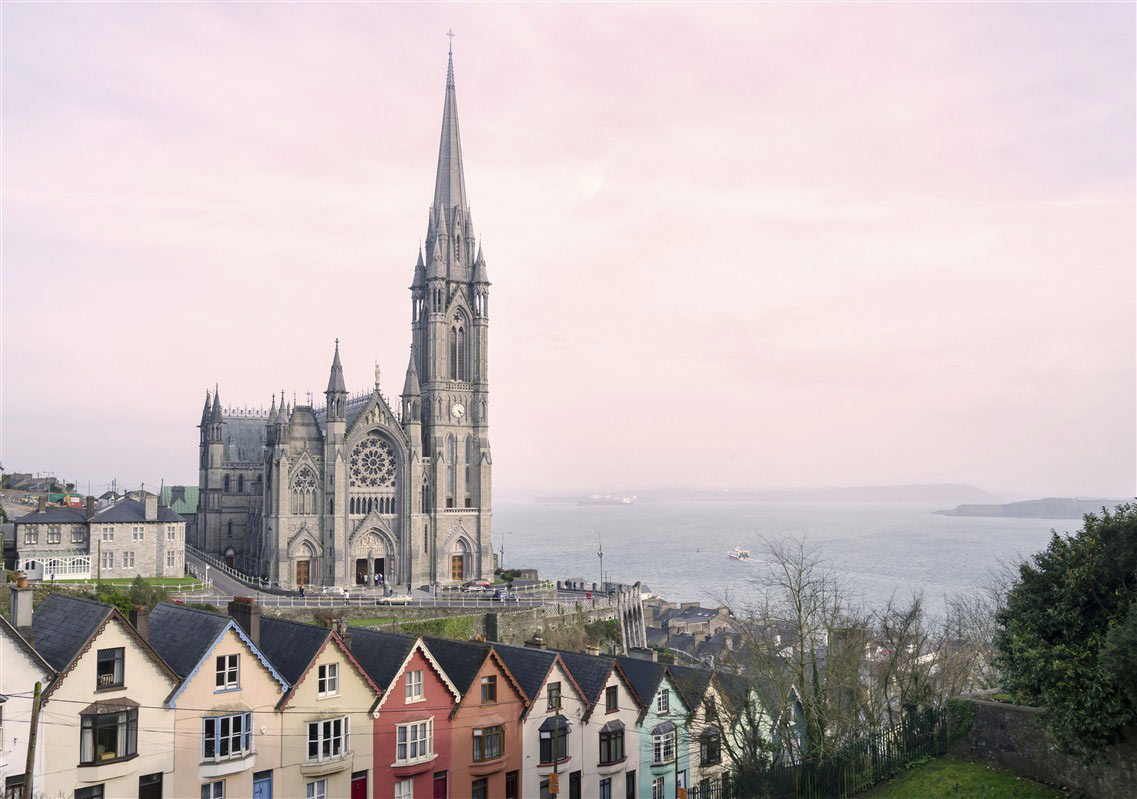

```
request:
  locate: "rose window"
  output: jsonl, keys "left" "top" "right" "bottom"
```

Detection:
{"left": 349, "top": 432, "right": 396, "bottom": 488}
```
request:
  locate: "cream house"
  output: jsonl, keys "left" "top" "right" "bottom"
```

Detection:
{"left": 30, "top": 593, "right": 180, "bottom": 799}
{"left": 147, "top": 601, "right": 288, "bottom": 799}
{"left": 0, "top": 597, "right": 53, "bottom": 799}
{"left": 256, "top": 617, "right": 381, "bottom": 799}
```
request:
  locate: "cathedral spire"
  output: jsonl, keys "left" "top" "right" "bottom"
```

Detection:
{"left": 433, "top": 39, "right": 467, "bottom": 217}
{"left": 210, "top": 384, "right": 223, "bottom": 422}
{"left": 326, "top": 339, "right": 347, "bottom": 394}
{"left": 402, "top": 349, "right": 421, "bottom": 397}
{"left": 201, "top": 389, "right": 212, "bottom": 423}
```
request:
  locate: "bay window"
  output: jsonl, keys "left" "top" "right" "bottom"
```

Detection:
{"left": 307, "top": 717, "right": 349, "bottom": 762}
{"left": 395, "top": 718, "right": 433, "bottom": 764}
{"left": 203, "top": 712, "right": 253, "bottom": 761}
{"left": 472, "top": 725, "right": 503, "bottom": 761}
{"left": 651, "top": 722, "right": 676, "bottom": 765}
{"left": 538, "top": 715, "right": 569, "bottom": 764}
{"left": 599, "top": 720, "right": 624, "bottom": 764}
{"left": 80, "top": 708, "right": 138, "bottom": 764}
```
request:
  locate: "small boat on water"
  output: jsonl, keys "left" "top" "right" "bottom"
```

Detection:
{"left": 728, "top": 546, "right": 751, "bottom": 561}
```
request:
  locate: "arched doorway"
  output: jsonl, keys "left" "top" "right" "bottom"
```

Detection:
{"left": 224, "top": 547, "right": 236, "bottom": 569}
{"left": 450, "top": 538, "right": 470, "bottom": 582}
{"left": 294, "top": 542, "right": 315, "bottom": 587}
{"left": 352, "top": 531, "right": 394, "bottom": 588}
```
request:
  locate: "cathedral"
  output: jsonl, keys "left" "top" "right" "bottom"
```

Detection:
{"left": 195, "top": 48, "right": 492, "bottom": 589}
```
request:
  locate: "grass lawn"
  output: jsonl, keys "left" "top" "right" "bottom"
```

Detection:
{"left": 863, "top": 756, "right": 1065, "bottom": 798}
{"left": 346, "top": 617, "right": 397, "bottom": 627}
{"left": 54, "top": 576, "right": 201, "bottom": 587}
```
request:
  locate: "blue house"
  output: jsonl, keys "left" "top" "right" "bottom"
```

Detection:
{"left": 616, "top": 655, "right": 692, "bottom": 799}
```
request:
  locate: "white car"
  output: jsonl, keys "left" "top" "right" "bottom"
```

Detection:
{"left": 376, "top": 593, "right": 412, "bottom": 605}
{"left": 321, "top": 585, "right": 348, "bottom": 597}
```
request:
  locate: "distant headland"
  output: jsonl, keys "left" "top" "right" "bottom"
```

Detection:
{"left": 935, "top": 497, "right": 1131, "bottom": 519}
{"left": 533, "top": 483, "right": 1002, "bottom": 505}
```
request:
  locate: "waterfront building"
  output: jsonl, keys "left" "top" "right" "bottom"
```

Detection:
{"left": 147, "top": 601, "right": 289, "bottom": 799}
{"left": 256, "top": 617, "right": 382, "bottom": 799}
{"left": 616, "top": 655, "right": 693, "bottom": 799}
{"left": 0, "top": 610, "right": 52, "bottom": 799}
{"left": 349, "top": 630, "right": 460, "bottom": 799}
{"left": 195, "top": 45, "right": 493, "bottom": 591}
{"left": 30, "top": 593, "right": 180, "bottom": 799}
{"left": 423, "top": 637, "right": 528, "bottom": 799}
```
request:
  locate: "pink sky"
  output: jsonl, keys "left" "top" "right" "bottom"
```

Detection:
{"left": 2, "top": 3, "right": 1134, "bottom": 498}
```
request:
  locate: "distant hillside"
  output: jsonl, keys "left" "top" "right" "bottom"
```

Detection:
{"left": 535, "top": 484, "right": 1002, "bottom": 505}
{"left": 935, "top": 497, "right": 1130, "bottom": 519}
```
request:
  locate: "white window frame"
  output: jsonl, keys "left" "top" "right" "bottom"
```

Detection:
{"left": 167, "top": 525, "right": 177, "bottom": 541}
{"left": 651, "top": 776, "right": 665, "bottom": 799}
{"left": 306, "top": 780, "right": 327, "bottom": 799}
{"left": 394, "top": 780, "right": 413, "bottom": 799}
{"left": 317, "top": 663, "right": 339, "bottom": 697}
{"left": 216, "top": 653, "right": 239, "bottom": 690}
{"left": 657, "top": 688, "right": 669, "bottom": 713}
{"left": 395, "top": 718, "right": 434, "bottom": 765}
{"left": 167, "top": 551, "right": 176, "bottom": 568}
{"left": 101, "top": 551, "right": 114, "bottom": 570}
{"left": 202, "top": 712, "right": 253, "bottom": 761}
{"left": 47, "top": 526, "right": 61, "bottom": 544}
{"left": 123, "top": 551, "right": 135, "bottom": 569}
{"left": 306, "top": 716, "right": 349, "bottom": 763}
{"left": 405, "top": 669, "right": 424, "bottom": 702}
{"left": 652, "top": 730, "right": 676, "bottom": 765}
{"left": 102, "top": 527, "right": 114, "bottom": 542}
{"left": 201, "top": 782, "right": 224, "bottom": 799}
{"left": 133, "top": 526, "right": 144, "bottom": 542}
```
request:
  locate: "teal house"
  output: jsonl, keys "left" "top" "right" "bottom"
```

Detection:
{"left": 617, "top": 655, "right": 692, "bottom": 799}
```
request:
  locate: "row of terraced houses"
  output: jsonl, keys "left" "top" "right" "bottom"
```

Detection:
{"left": 2, "top": 587, "right": 771, "bottom": 799}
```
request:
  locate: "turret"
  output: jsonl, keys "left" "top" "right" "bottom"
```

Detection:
{"left": 207, "top": 384, "right": 224, "bottom": 443}
{"left": 325, "top": 340, "right": 347, "bottom": 423}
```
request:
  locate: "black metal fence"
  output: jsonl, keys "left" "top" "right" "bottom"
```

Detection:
{"left": 689, "top": 708, "right": 948, "bottom": 799}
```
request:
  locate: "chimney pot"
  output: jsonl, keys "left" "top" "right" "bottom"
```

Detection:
{"left": 11, "top": 586, "right": 35, "bottom": 643}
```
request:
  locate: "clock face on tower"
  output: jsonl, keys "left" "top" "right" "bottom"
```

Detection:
{"left": 451, "top": 402, "right": 466, "bottom": 419}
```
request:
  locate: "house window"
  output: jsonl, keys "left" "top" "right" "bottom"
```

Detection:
{"left": 307, "top": 717, "right": 348, "bottom": 762}
{"left": 318, "top": 663, "right": 339, "bottom": 697}
{"left": 200, "top": 782, "right": 224, "bottom": 799}
{"left": 599, "top": 778, "right": 612, "bottom": 799}
{"left": 167, "top": 551, "right": 176, "bottom": 568}
{"left": 216, "top": 654, "right": 239, "bottom": 690}
{"left": 657, "top": 688, "right": 669, "bottom": 713}
{"left": 546, "top": 681, "right": 561, "bottom": 711}
{"left": 700, "top": 729, "right": 722, "bottom": 766}
{"left": 704, "top": 698, "right": 718, "bottom": 722}
{"left": 167, "top": 526, "right": 177, "bottom": 541}
{"left": 472, "top": 725, "right": 502, "bottom": 761}
{"left": 538, "top": 726, "right": 568, "bottom": 764}
{"left": 101, "top": 527, "right": 114, "bottom": 542}
{"left": 306, "top": 780, "right": 326, "bottom": 799}
{"left": 393, "top": 780, "right": 413, "bottom": 799}
{"left": 132, "top": 527, "right": 144, "bottom": 542}
{"left": 651, "top": 777, "right": 665, "bottom": 799}
{"left": 625, "top": 771, "right": 636, "bottom": 799}
{"left": 203, "top": 712, "right": 252, "bottom": 760}
{"left": 395, "top": 719, "right": 433, "bottom": 764}
{"left": 23, "top": 530, "right": 36, "bottom": 545}
{"left": 471, "top": 778, "right": 488, "bottom": 799}
{"left": 47, "top": 526, "right": 61, "bottom": 544}
{"left": 100, "top": 552, "right": 114, "bottom": 570}
{"left": 72, "top": 527, "right": 86, "bottom": 543}
{"left": 79, "top": 708, "right": 138, "bottom": 763}
{"left": 480, "top": 675, "right": 496, "bottom": 703}
{"left": 76, "top": 787, "right": 105, "bottom": 799}
{"left": 405, "top": 669, "right": 424, "bottom": 701}
{"left": 605, "top": 685, "right": 618, "bottom": 712}
{"left": 123, "top": 551, "right": 135, "bottom": 569}
{"left": 652, "top": 729, "right": 676, "bottom": 765}
{"left": 96, "top": 647, "right": 124, "bottom": 689}
{"left": 599, "top": 726, "right": 624, "bottom": 764}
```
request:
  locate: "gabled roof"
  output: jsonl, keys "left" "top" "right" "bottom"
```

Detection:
{"left": 615, "top": 655, "right": 688, "bottom": 719}
{"left": 148, "top": 603, "right": 230, "bottom": 678}
{"left": 258, "top": 616, "right": 332, "bottom": 684}
{"left": 32, "top": 594, "right": 114, "bottom": 671}
{"left": 0, "top": 613, "right": 53, "bottom": 676}
{"left": 158, "top": 485, "right": 199, "bottom": 515}
{"left": 552, "top": 648, "right": 615, "bottom": 706}
{"left": 667, "top": 663, "right": 714, "bottom": 712}
{"left": 91, "top": 498, "right": 181, "bottom": 523}
{"left": 421, "top": 635, "right": 490, "bottom": 694}
{"left": 15, "top": 506, "right": 87, "bottom": 525}
{"left": 349, "top": 629, "right": 417, "bottom": 688}
{"left": 492, "top": 643, "right": 589, "bottom": 719}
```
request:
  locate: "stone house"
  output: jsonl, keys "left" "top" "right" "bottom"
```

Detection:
{"left": 146, "top": 601, "right": 288, "bottom": 799}
{"left": 28, "top": 592, "right": 180, "bottom": 799}
{"left": 256, "top": 616, "right": 382, "bottom": 799}
{"left": 0, "top": 608, "right": 52, "bottom": 799}
{"left": 616, "top": 654, "right": 693, "bottom": 799}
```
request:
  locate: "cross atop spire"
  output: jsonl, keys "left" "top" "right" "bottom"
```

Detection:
{"left": 433, "top": 37, "right": 467, "bottom": 217}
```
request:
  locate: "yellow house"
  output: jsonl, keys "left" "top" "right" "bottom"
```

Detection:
{"left": 29, "top": 593, "right": 179, "bottom": 799}
{"left": 257, "top": 617, "right": 382, "bottom": 799}
{"left": 147, "top": 601, "right": 288, "bottom": 799}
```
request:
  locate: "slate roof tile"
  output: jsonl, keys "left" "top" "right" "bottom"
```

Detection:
{"left": 348, "top": 629, "right": 417, "bottom": 689}
{"left": 148, "top": 603, "right": 230, "bottom": 678}
{"left": 259, "top": 617, "right": 331, "bottom": 685}
{"left": 615, "top": 655, "right": 669, "bottom": 707}
{"left": 31, "top": 594, "right": 113, "bottom": 671}
{"left": 551, "top": 648, "right": 615, "bottom": 705}
{"left": 15, "top": 506, "right": 87, "bottom": 525}
{"left": 421, "top": 636, "right": 489, "bottom": 694}
{"left": 91, "top": 498, "right": 182, "bottom": 523}
{"left": 491, "top": 643, "right": 557, "bottom": 705}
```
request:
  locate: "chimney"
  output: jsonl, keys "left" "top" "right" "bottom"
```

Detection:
{"left": 627, "top": 646, "right": 657, "bottom": 662}
{"left": 585, "top": 645, "right": 600, "bottom": 657}
{"left": 11, "top": 586, "right": 34, "bottom": 643}
{"left": 37, "top": 495, "right": 47, "bottom": 512}
{"left": 524, "top": 635, "right": 546, "bottom": 650}
{"left": 86, "top": 495, "right": 96, "bottom": 520}
{"left": 130, "top": 606, "right": 150, "bottom": 642}
{"left": 227, "top": 597, "right": 261, "bottom": 647}
{"left": 143, "top": 494, "right": 158, "bottom": 521}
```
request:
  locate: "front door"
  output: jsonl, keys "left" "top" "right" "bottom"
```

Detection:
{"left": 138, "top": 773, "right": 162, "bottom": 799}
{"left": 225, "top": 554, "right": 235, "bottom": 568}
{"left": 296, "top": 560, "right": 310, "bottom": 586}
{"left": 569, "top": 770, "right": 581, "bottom": 799}
{"left": 433, "top": 771, "right": 448, "bottom": 799}
{"left": 355, "top": 559, "right": 368, "bottom": 585}
{"left": 350, "top": 771, "right": 367, "bottom": 799}
{"left": 252, "top": 770, "right": 272, "bottom": 799}
{"left": 375, "top": 558, "right": 385, "bottom": 584}
{"left": 451, "top": 554, "right": 464, "bottom": 581}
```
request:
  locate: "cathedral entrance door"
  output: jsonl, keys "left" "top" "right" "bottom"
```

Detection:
{"left": 296, "top": 560, "right": 310, "bottom": 586}
{"left": 451, "top": 555, "right": 464, "bottom": 582}
{"left": 374, "top": 559, "right": 385, "bottom": 584}
{"left": 355, "top": 559, "right": 368, "bottom": 585}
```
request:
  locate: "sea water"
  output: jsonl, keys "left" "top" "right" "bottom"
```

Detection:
{"left": 493, "top": 501, "right": 1080, "bottom": 616}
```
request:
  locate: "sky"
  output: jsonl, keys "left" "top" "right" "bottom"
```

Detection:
{"left": 2, "top": 3, "right": 1134, "bottom": 499}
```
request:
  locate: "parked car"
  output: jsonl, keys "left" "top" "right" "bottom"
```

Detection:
{"left": 376, "top": 593, "right": 412, "bottom": 605}
{"left": 461, "top": 579, "right": 492, "bottom": 593}
{"left": 322, "top": 585, "right": 348, "bottom": 597}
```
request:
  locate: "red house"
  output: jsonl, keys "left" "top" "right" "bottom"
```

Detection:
{"left": 351, "top": 630, "right": 460, "bottom": 799}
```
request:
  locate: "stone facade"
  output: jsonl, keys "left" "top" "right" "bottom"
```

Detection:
{"left": 195, "top": 49, "right": 493, "bottom": 590}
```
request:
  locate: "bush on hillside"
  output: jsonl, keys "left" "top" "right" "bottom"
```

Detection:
{"left": 993, "top": 503, "right": 1137, "bottom": 759}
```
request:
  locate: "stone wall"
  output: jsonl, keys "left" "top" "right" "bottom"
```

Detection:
{"left": 952, "top": 696, "right": 1137, "bottom": 798}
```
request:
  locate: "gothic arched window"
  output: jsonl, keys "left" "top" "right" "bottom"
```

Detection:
{"left": 349, "top": 431, "right": 397, "bottom": 488}
{"left": 237, "top": 475, "right": 244, "bottom": 494}
{"left": 223, "top": 475, "right": 230, "bottom": 492}
{"left": 290, "top": 467, "right": 318, "bottom": 515}
{"left": 449, "top": 314, "right": 468, "bottom": 381}
{"left": 446, "top": 435, "right": 456, "bottom": 507}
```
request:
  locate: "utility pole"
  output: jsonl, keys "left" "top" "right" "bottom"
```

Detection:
{"left": 596, "top": 530, "right": 604, "bottom": 592}
{"left": 551, "top": 692, "right": 562, "bottom": 799}
{"left": 22, "top": 680, "right": 42, "bottom": 799}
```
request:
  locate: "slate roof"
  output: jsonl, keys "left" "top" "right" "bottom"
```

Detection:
{"left": 258, "top": 617, "right": 331, "bottom": 685}
{"left": 669, "top": 633, "right": 696, "bottom": 654}
{"left": 349, "top": 628, "right": 417, "bottom": 689}
{"left": 31, "top": 594, "right": 113, "bottom": 671}
{"left": 491, "top": 643, "right": 558, "bottom": 706}
{"left": 615, "top": 655, "right": 671, "bottom": 709}
{"left": 646, "top": 628, "right": 668, "bottom": 647}
{"left": 668, "top": 663, "right": 714, "bottom": 711}
{"left": 0, "top": 613, "right": 53, "bottom": 674}
{"left": 92, "top": 498, "right": 182, "bottom": 523}
{"left": 421, "top": 636, "right": 490, "bottom": 694}
{"left": 148, "top": 603, "right": 230, "bottom": 678}
{"left": 15, "top": 506, "right": 87, "bottom": 525}
{"left": 222, "top": 416, "right": 269, "bottom": 462}
{"left": 552, "top": 648, "right": 614, "bottom": 706}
